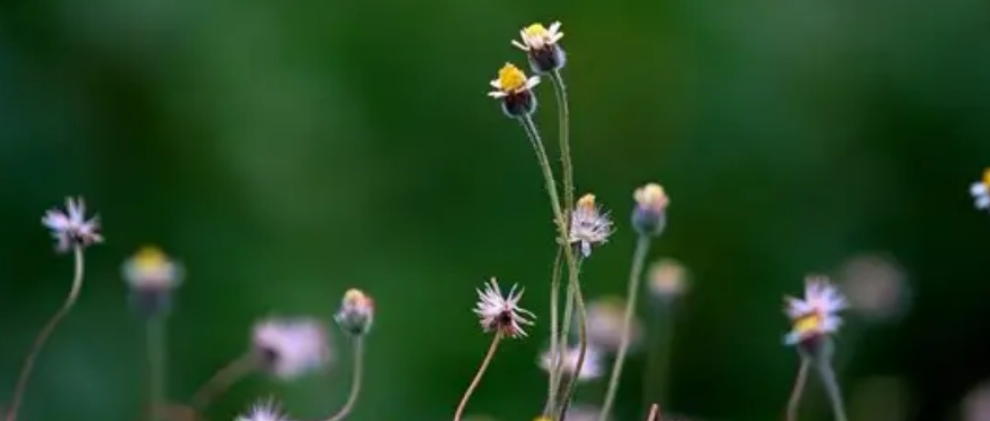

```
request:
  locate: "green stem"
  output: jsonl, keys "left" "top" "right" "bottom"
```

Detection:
{"left": 324, "top": 338, "right": 365, "bottom": 421}
{"left": 816, "top": 361, "right": 850, "bottom": 421}
{"left": 556, "top": 283, "right": 586, "bottom": 421}
{"left": 147, "top": 316, "right": 168, "bottom": 421}
{"left": 598, "top": 236, "right": 652, "bottom": 421}
{"left": 544, "top": 248, "right": 565, "bottom": 417}
{"left": 191, "top": 354, "right": 257, "bottom": 410}
{"left": 786, "top": 358, "right": 811, "bottom": 421}
{"left": 453, "top": 333, "right": 503, "bottom": 421}
{"left": 549, "top": 70, "right": 574, "bottom": 219}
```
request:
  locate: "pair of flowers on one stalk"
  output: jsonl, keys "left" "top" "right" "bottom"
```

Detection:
{"left": 488, "top": 22, "right": 565, "bottom": 118}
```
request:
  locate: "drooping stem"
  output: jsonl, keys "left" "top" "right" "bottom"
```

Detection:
{"left": 190, "top": 354, "right": 257, "bottom": 410}
{"left": 323, "top": 337, "right": 365, "bottom": 421}
{"left": 598, "top": 236, "right": 653, "bottom": 421}
{"left": 816, "top": 361, "right": 850, "bottom": 421}
{"left": 544, "top": 247, "right": 565, "bottom": 417}
{"left": 453, "top": 332, "right": 504, "bottom": 421}
{"left": 5, "top": 246, "right": 86, "bottom": 421}
{"left": 786, "top": 358, "right": 811, "bottom": 421}
{"left": 146, "top": 316, "right": 169, "bottom": 421}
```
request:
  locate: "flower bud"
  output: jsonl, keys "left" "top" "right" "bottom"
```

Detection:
{"left": 335, "top": 289, "right": 375, "bottom": 336}
{"left": 632, "top": 183, "right": 669, "bottom": 237}
{"left": 122, "top": 245, "right": 183, "bottom": 318}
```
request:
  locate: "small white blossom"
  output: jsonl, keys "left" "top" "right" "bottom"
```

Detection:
{"left": 252, "top": 318, "right": 330, "bottom": 380}
{"left": 41, "top": 196, "right": 103, "bottom": 253}
{"left": 569, "top": 194, "right": 613, "bottom": 258}
{"left": 473, "top": 278, "right": 536, "bottom": 338}
{"left": 512, "top": 22, "right": 564, "bottom": 51}
{"left": 971, "top": 169, "right": 990, "bottom": 211}
{"left": 236, "top": 400, "right": 292, "bottom": 421}
{"left": 783, "top": 276, "right": 848, "bottom": 345}
{"left": 539, "top": 345, "right": 604, "bottom": 381}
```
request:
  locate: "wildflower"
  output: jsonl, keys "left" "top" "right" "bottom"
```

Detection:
{"left": 488, "top": 63, "right": 540, "bottom": 118}
{"left": 539, "top": 345, "right": 604, "bottom": 381}
{"left": 252, "top": 318, "right": 330, "bottom": 380}
{"left": 335, "top": 288, "right": 375, "bottom": 336}
{"left": 971, "top": 168, "right": 990, "bottom": 210}
{"left": 122, "top": 245, "right": 184, "bottom": 317}
{"left": 585, "top": 296, "right": 643, "bottom": 353}
{"left": 511, "top": 22, "right": 566, "bottom": 73}
{"left": 236, "top": 399, "right": 292, "bottom": 421}
{"left": 839, "top": 254, "right": 909, "bottom": 322}
{"left": 648, "top": 258, "right": 689, "bottom": 300}
{"left": 569, "top": 194, "right": 614, "bottom": 258}
{"left": 473, "top": 277, "right": 536, "bottom": 338}
{"left": 41, "top": 196, "right": 103, "bottom": 253}
{"left": 632, "top": 183, "right": 669, "bottom": 237}
{"left": 783, "top": 276, "right": 848, "bottom": 350}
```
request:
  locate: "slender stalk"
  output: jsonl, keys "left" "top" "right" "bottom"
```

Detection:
{"left": 453, "top": 332, "right": 504, "bottom": 421}
{"left": 544, "top": 248, "right": 565, "bottom": 417}
{"left": 552, "top": 255, "right": 585, "bottom": 420}
{"left": 598, "top": 236, "right": 653, "bottom": 421}
{"left": 646, "top": 404, "right": 660, "bottom": 421}
{"left": 816, "top": 361, "right": 850, "bottom": 421}
{"left": 786, "top": 358, "right": 811, "bottom": 421}
{"left": 191, "top": 354, "right": 257, "bottom": 410}
{"left": 147, "top": 316, "right": 169, "bottom": 421}
{"left": 5, "top": 246, "right": 86, "bottom": 421}
{"left": 323, "top": 337, "right": 365, "bottom": 421}
{"left": 556, "top": 280, "right": 587, "bottom": 421}
{"left": 549, "top": 70, "right": 574, "bottom": 225}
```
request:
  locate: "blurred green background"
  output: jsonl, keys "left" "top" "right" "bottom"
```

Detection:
{"left": 3, "top": 0, "right": 990, "bottom": 420}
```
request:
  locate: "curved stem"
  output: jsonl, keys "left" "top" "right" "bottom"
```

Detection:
{"left": 323, "top": 337, "right": 365, "bottom": 421}
{"left": 816, "top": 361, "right": 850, "bottom": 421}
{"left": 5, "top": 246, "right": 86, "bottom": 421}
{"left": 549, "top": 70, "right": 574, "bottom": 213}
{"left": 453, "top": 332, "right": 503, "bottom": 421}
{"left": 543, "top": 247, "right": 565, "bottom": 417}
{"left": 147, "top": 316, "right": 169, "bottom": 421}
{"left": 598, "top": 236, "right": 653, "bottom": 421}
{"left": 191, "top": 354, "right": 257, "bottom": 410}
{"left": 786, "top": 358, "right": 811, "bottom": 421}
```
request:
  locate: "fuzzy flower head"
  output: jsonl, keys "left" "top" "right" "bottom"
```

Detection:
{"left": 539, "top": 345, "right": 604, "bottom": 382}
{"left": 970, "top": 168, "right": 990, "bottom": 211}
{"left": 648, "top": 258, "right": 689, "bottom": 300}
{"left": 511, "top": 22, "right": 566, "bottom": 73}
{"left": 632, "top": 183, "right": 670, "bottom": 236}
{"left": 252, "top": 318, "right": 330, "bottom": 380}
{"left": 122, "top": 245, "right": 184, "bottom": 317}
{"left": 473, "top": 277, "right": 536, "bottom": 338}
{"left": 236, "top": 399, "right": 292, "bottom": 421}
{"left": 335, "top": 288, "right": 375, "bottom": 336}
{"left": 41, "top": 196, "right": 103, "bottom": 253}
{"left": 569, "top": 194, "right": 614, "bottom": 258}
{"left": 586, "top": 296, "right": 643, "bottom": 353}
{"left": 488, "top": 63, "right": 540, "bottom": 118}
{"left": 783, "top": 276, "right": 848, "bottom": 348}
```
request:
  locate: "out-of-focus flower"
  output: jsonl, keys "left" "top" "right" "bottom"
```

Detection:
{"left": 783, "top": 276, "right": 848, "bottom": 348}
{"left": 632, "top": 183, "right": 669, "bottom": 237}
{"left": 122, "top": 245, "right": 184, "bottom": 317}
{"left": 41, "top": 196, "right": 103, "bottom": 253}
{"left": 488, "top": 63, "right": 540, "bottom": 118}
{"left": 236, "top": 400, "right": 292, "bottom": 421}
{"left": 511, "top": 22, "right": 566, "bottom": 73}
{"left": 539, "top": 345, "right": 604, "bottom": 382}
{"left": 335, "top": 288, "right": 375, "bottom": 336}
{"left": 648, "top": 258, "right": 689, "bottom": 300}
{"left": 585, "top": 296, "right": 643, "bottom": 353}
{"left": 474, "top": 278, "right": 536, "bottom": 338}
{"left": 563, "top": 405, "right": 611, "bottom": 421}
{"left": 252, "top": 318, "right": 330, "bottom": 380}
{"left": 569, "top": 194, "right": 614, "bottom": 258}
{"left": 970, "top": 168, "right": 990, "bottom": 211}
{"left": 963, "top": 381, "right": 990, "bottom": 421}
{"left": 839, "top": 254, "right": 909, "bottom": 321}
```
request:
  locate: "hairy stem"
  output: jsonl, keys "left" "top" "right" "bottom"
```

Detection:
{"left": 191, "top": 354, "right": 257, "bottom": 410}
{"left": 544, "top": 248, "right": 565, "bottom": 417}
{"left": 598, "top": 236, "right": 652, "bottom": 421}
{"left": 816, "top": 361, "right": 850, "bottom": 421}
{"left": 453, "top": 332, "right": 503, "bottom": 421}
{"left": 786, "top": 358, "right": 811, "bottom": 421}
{"left": 147, "top": 316, "right": 169, "bottom": 421}
{"left": 549, "top": 70, "right": 574, "bottom": 228}
{"left": 323, "top": 337, "right": 365, "bottom": 421}
{"left": 5, "top": 246, "right": 86, "bottom": 421}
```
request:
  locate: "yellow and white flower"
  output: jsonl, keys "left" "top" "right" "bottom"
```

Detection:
{"left": 488, "top": 63, "right": 540, "bottom": 98}
{"left": 783, "top": 276, "right": 848, "bottom": 345}
{"left": 512, "top": 22, "right": 564, "bottom": 52}
{"left": 970, "top": 168, "right": 990, "bottom": 210}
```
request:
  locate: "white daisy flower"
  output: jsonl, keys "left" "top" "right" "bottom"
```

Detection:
{"left": 569, "top": 194, "right": 614, "bottom": 258}
{"left": 970, "top": 168, "right": 990, "bottom": 210}
{"left": 41, "top": 196, "right": 103, "bottom": 253}
{"left": 252, "top": 318, "right": 330, "bottom": 380}
{"left": 473, "top": 278, "right": 536, "bottom": 338}
{"left": 487, "top": 63, "right": 540, "bottom": 99}
{"left": 539, "top": 345, "right": 604, "bottom": 381}
{"left": 236, "top": 399, "right": 292, "bottom": 421}
{"left": 511, "top": 22, "right": 566, "bottom": 73}
{"left": 783, "top": 276, "right": 848, "bottom": 345}
{"left": 122, "top": 245, "right": 183, "bottom": 290}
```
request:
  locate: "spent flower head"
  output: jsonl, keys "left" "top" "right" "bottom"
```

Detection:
{"left": 473, "top": 277, "right": 536, "bottom": 338}
{"left": 569, "top": 194, "right": 614, "bottom": 258}
{"left": 236, "top": 399, "right": 292, "bottom": 421}
{"left": 41, "top": 196, "right": 103, "bottom": 253}
{"left": 970, "top": 168, "right": 990, "bottom": 211}
{"left": 511, "top": 22, "right": 566, "bottom": 73}
{"left": 488, "top": 63, "right": 540, "bottom": 118}
{"left": 539, "top": 345, "right": 604, "bottom": 382}
{"left": 252, "top": 317, "right": 330, "bottom": 380}
{"left": 335, "top": 288, "right": 375, "bottom": 336}
{"left": 783, "top": 276, "right": 848, "bottom": 349}
{"left": 122, "top": 245, "right": 184, "bottom": 317}
{"left": 632, "top": 183, "right": 670, "bottom": 237}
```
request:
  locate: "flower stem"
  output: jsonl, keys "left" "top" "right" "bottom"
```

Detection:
{"left": 146, "top": 316, "right": 169, "bottom": 421}
{"left": 786, "top": 358, "right": 811, "bottom": 421}
{"left": 5, "top": 246, "right": 86, "bottom": 421}
{"left": 324, "top": 337, "right": 366, "bottom": 421}
{"left": 549, "top": 70, "right": 574, "bottom": 222}
{"left": 544, "top": 247, "right": 565, "bottom": 417}
{"left": 642, "top": 302, "right": 676, "bottom": 416}
{"left": 555, "top": 255, "right": 587, "bottom": 421}
{"left": 453, "top": 332, "right": 503, "bottom": 421}
{"left": 191, "top": 354, "right": 257, "bottom": 410}
{"left": 598, "top": 235, "right": 653, "bottom": 421}
{"left": 816, "top": 361, "right": 850, "bottom": 421}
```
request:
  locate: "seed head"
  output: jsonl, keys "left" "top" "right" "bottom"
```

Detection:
{"left": 41, "top": 196, "right": 103, "bottom": 253}
{"left": 511, "top": 22, "right": 566, "bottom": 73}
{"left": 632, "top": 183, "right": 669, "bottom": 237}
{"left": 335, "top": 288, "right": 375, "bottom": 336}
{"left": 473, "top": 278, "right": 536, "bottom": 338}
{"left": 569, "top": 194, "right": 614, "bottom": 258}
{"left": 488, "top": 63, "right": 540, "bottom": 118}
{"left": 252, "top": 317, "right": 330, "bottom": 380}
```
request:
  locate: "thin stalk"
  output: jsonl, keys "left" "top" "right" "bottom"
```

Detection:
{"left": 786, "top": 358, "right": 811, "bottom": 421}
{"left": 598, "top": 236, "right": 653, "bottom": 421}
{"left": 453, "top": 332, "right": 504, "bottom": 421}
{"left": 556, "top": 277, "right": 587, "bottom": 421}
{"left": 191, "top": 354, "right": 258, "bottom": 410}
{"left": 544, "top": 247, "right": 565, "bottom": 417}
{"left": 147, "top": 316, "right": 169, "bottom": 421}
{"left": 5, "top": 246, "right": 86, "bottom": 421}
{"left": 816, "top": 361, "right": 850, "bottom": 421}
{"left": 549, "top": 70, "right": 574, "bottom": 223}
{"left": 323, "top": 337, "right": 365, "bottom": 421}
{"left": 552, "top": 255, "right": 586, "bottom": 421}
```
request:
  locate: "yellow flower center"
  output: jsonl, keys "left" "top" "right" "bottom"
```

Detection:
{"left": 983, "top": 168, "right": 990, "bottom": 187}
{"left": 792, "top": 313, "right": 823, "bottom": 335}
{"left": 132, "top": 245, "right": 168, "bottom": 271}
{"left": 577, "top": 193, "right": 597, "bottom": 211}
{"left": 523, "top": 24, "right": 550, "bottom": 40}
{"left": 497, "top": 63, "right": 529, "bottom": 93}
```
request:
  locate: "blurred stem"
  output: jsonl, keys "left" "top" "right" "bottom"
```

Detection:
{"left": 5, "top": 246, "right": 86, "bottom": 421}
{"left": 816, "top": 361, "right": 849, "bottom": 421}
{"left": 642, "top": 301, "right": 676, "bottom": 414}
{"left": 786, "top": 358, "right": 811, "bottom": 421}
{"left": 453, "top": 332, "right": 503, "bottom": 421}
{"left": 544, "top": 247, "right": 565, "bottom": 417}
{"left": 555, "top": 253, "right": 586, "bottom": 421}
{"left": 147, "top": 316, "right": 169, "bottom": 421}
{"left": 324, "top": 337, "right": 365, "bottom": 421}
{"left": 646, "top": 404, "right": 661, "bottom": 421}
{"left": 191, "top": 354, "right": 257, "bottom": 410}
{"left": 598, "top": 236, "right": 653, "bottom": 421}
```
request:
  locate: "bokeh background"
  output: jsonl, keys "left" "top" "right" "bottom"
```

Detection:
{"left": 4, "top": 0, "right": 990, "bottom": 420}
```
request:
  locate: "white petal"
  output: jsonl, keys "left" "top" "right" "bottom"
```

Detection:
{"left": 549, "top": 22, "right": 562, "bottom": 34}
{"left": 489, "top": 79, "right": 502, "bottom": 89}
{"left": 488, "top": 91, "right": 507, "bottom": 98}
{"left": 977, "top": 195, "right": 990, "bottom": 209}
{"left": 971, "top": 183, "right": 988, "bottom": 196}
{"left": 525, "top": 76, "right": 541, "bottom": 90}
{"left": 511, "top": 40, "right": 530, "bottom": 50}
